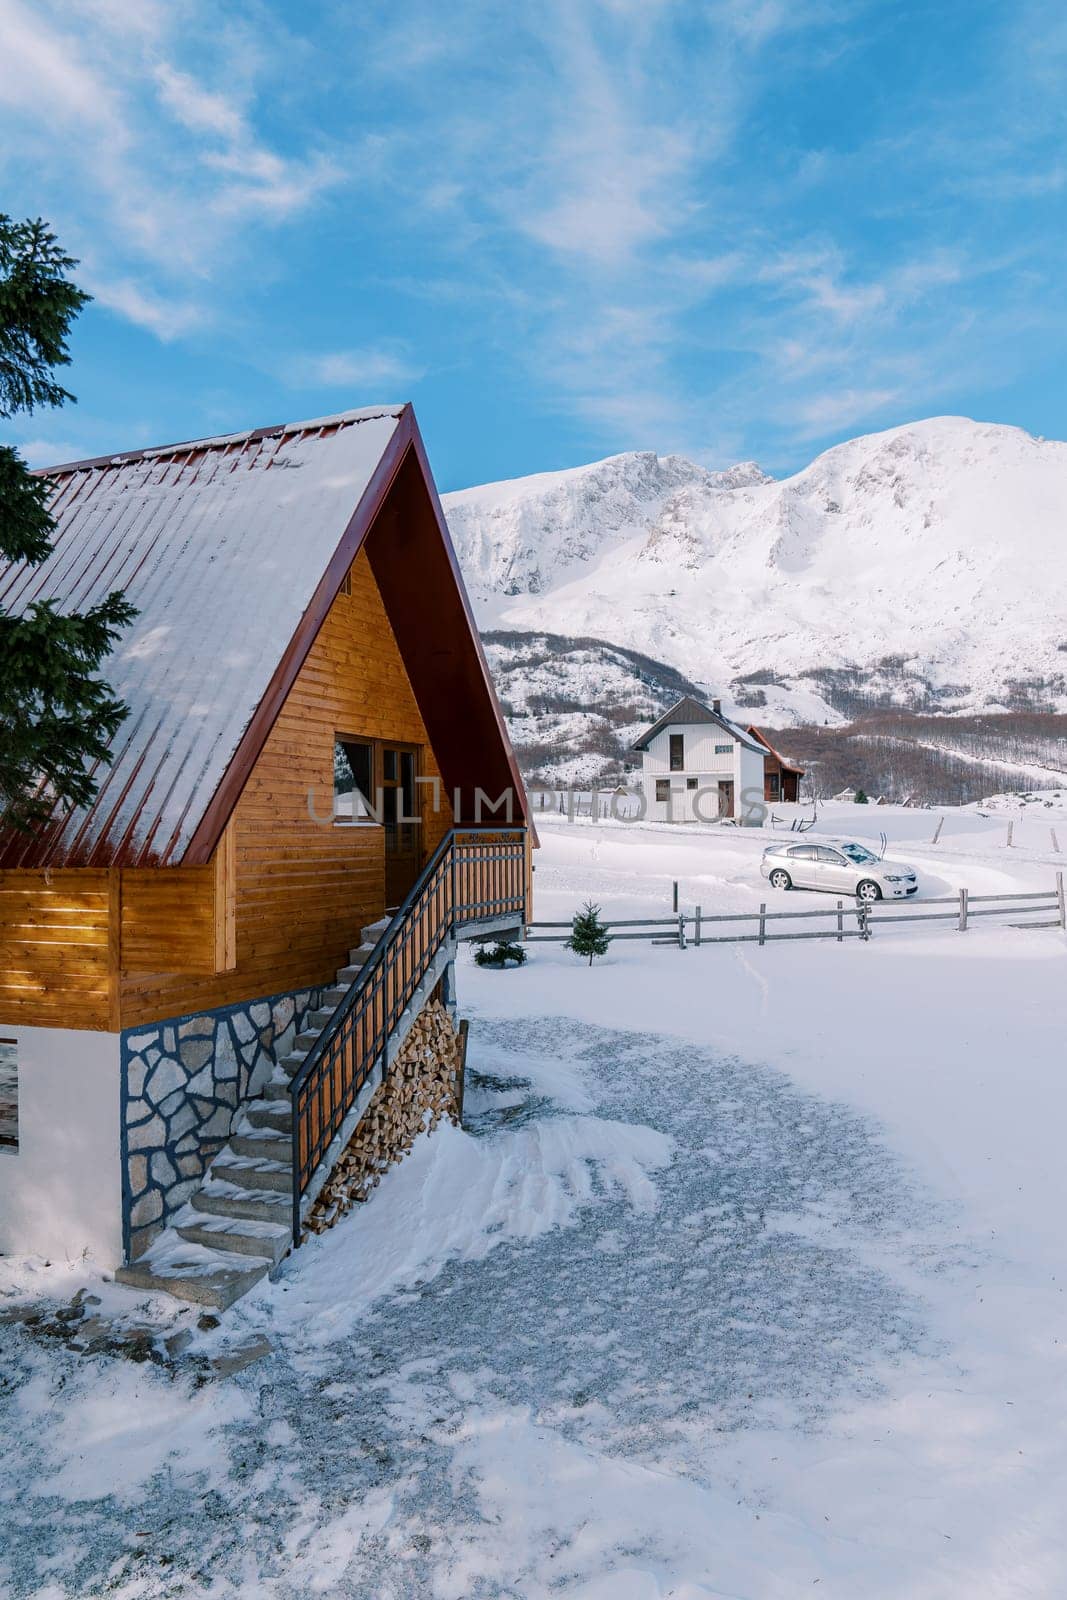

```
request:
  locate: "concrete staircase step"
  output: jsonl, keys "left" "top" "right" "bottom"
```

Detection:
{"left": 294, "top": 1030, "right": 321, "bottom": 1051}
{"left": 279, "top": 1051, "right": 308, "bottom": 1076}
{"left": 230, "top": 1127, "right": 291, "bottom": 1163}
{"left": 306, "top": 1006, "right": 337, "bottom": 1029}
{"left": 115, "top": 1239, "right": 273, "bottom": 1310}
{"left": 211, "top": 1154, "right": 292, "bottom": 1194}
{"left": 335, "top": 964, "right": 368, "bottom": 984}
{"left": 345, "top": 946, "right": 373, "bottom": 968}
{"left": 262, "top": 1076, "right": 291, "bottom": 1102}
{"left": 245, "top": 1097, "right": 292, "bottom": 1132}
{"left": 192, "top": 1182, "right": 291, "bottom": 1225}
{"left": 176, "top": 1214, "right": 289, "bottom": 1264}
{"left": 322, "top": 985, "right": 348, "bottom": 1006}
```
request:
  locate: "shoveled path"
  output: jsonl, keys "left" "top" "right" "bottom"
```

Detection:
{"left": 0, "top": 1015, "right": 956, "bottom": 1598}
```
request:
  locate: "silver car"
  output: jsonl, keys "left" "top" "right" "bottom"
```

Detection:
{"left": 760, "top": 838, "right": 918, "bottom": 902}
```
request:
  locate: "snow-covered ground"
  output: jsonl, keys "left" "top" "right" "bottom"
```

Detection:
{"left": 2, "top": 806, "right": 1067, "bottom": 1597}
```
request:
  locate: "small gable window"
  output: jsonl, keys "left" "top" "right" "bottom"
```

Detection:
{"left": 715, "top": 743, "right": 733, "bottom": 755}
{"left": 0, "top": 1039, "right": 17, "bottom": 1151}
{"left": 334, "top": 738, "right": 376, "bottom": 822}
{"left": 669, "top": 733, "right": 684, "bottom": 771}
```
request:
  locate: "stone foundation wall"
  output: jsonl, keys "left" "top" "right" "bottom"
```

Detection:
{"left": 307, "top": 999, "right": 463, "bottom": 1235}
{"left": 121, "top": 985, "right": 324, "bottom": 1260}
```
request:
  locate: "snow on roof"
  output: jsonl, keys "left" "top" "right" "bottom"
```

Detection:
{"left": 0, "top": 407, "right": 405, "bottom": 866}
{"left": 745, "top": 725, "right": 805, "bottom": 776}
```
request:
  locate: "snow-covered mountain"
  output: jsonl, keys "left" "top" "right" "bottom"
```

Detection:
{"left": 444, "top": 417, "right": 1067, "bottom": 728}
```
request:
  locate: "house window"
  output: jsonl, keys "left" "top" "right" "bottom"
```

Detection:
{"left": 334, "top": 737, "right": 376, "bottom": 821}
{"left": 715, "top": 743, "right": 733, "bottom": 755}
{"left": 768, "top": 773, "right": 781, "bottom": 798}
{"left": 339, "top": 571, "right": 352, "bottom": 597}
{"left": 381, "top": 747, "right": 418, "bottom": 852}
{"left": 686, "top": 777, "right": 698, "bottom": 790}
{"left": 669, "top": 733, "right": 684, "bottom": 771}
{"left": 0, "top": 1039, "right": 17, "bottom": 1151}
{"left": 655, "top": 779, "right": 671, "bottom": 803}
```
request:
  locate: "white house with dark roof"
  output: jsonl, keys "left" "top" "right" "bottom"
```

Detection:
{"left": 631, "top": 695, "right": 767, "bottom": 823}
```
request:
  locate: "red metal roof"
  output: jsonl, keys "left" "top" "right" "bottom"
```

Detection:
{"left": 0, "top": 408, "right": 407, "bottom": 867}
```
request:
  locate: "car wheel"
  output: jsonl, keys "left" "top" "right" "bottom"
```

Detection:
{"left": 769, "top": 868, "right": 792, "bottom": 891}
{"left": 856, "top": 879, "right": 882, "bottom": 903}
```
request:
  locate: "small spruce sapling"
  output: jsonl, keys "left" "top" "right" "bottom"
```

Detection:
{"left": 854, "top": 788, "right": 869, "bottom": 804}
{"left": 565, "top": 901, "right": 611, "bottom": 966}
{"left": 473, "top": 941, "right": 527, "bottom": 968}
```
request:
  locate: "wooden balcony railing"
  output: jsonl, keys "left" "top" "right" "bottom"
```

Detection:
{"left": 289, "top": 826, "right": 527, "bottom": 1243}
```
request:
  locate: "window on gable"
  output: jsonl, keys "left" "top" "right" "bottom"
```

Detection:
{"left": 715, "top": 743, "right": 733, "bottom": 755}
{"left": 334, "top": 738, "right": 377, "bottom": 821}
{"left": 0, "top": 1039, "right": 17, "bottom": 1151}
{"left": 669, "top": 733, "right": 684, "bottom": 771}
{"left": 655, "top": 779, "right": 671, "bottom": 803}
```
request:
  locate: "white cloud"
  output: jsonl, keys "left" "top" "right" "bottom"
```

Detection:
{"left": 84, "top": 276, "right": 205, "bottom": 341}
{"left": 289, "top": 348, "right": 424, "bottom": 391}
{"left": 3, "top": 0, "right": 1062, "bottom": 472}
{"left": 790, "top": 386, "right": 903, "bottom": 436}
{"left": 154, "top": 64, "right": 341, "bottom": 223}
{"left": 0, "top": 0, "right": 342, "bottom": 338}
{"left": 506, "top": 6, "right": 705, "bottom": 267}
{"left": 0, "top": 0, "right": 119, "bottom": 126}
{"left": 761, "top": 250, "right": 888, "bottom": 325}
{"left": 153, "top": 63, "right": 246, "bottom": 142}
{"left": 11, "top": 438, "right": 83, "bottom": 468}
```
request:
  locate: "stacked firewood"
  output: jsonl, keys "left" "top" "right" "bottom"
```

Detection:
{"left": 306, "top": 999, "right": 462, "bottom": 1234}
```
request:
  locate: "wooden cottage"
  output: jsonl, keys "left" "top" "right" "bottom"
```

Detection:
{"left": 0, "top": 405, "right": 530, "bottom": 1302}
{"left": 745, "top": 726, "right": 806, "bottom": 804}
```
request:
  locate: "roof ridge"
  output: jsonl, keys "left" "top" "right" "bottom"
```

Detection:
{"left": 631, "top": 692, "right": 765, "bottom": 754}
{"left": 34, "top": 405, "right": 408, "bottom": 477}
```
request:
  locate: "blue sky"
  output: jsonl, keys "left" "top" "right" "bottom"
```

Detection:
{"left": 2, "top": 0, "right": 1066, "bottom": 489}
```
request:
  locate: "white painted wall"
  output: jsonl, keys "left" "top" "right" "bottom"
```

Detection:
{"left": 642, "top": 726, "right": 738, "bottom": 774}
{"left": 0, "top": 1026, "right": 123, "bottom": 1266}
{"left": 738, "top": 745, "right": 767, "bottom": 823}
{"left": 639, "top": 722, "right": 766, "bottom": 824}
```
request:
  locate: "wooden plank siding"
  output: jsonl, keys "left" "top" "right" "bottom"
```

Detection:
{"left": 118, "top": 549, "right": 452, "bottom": 1027}
{"left": 0, "top": 551, "right": 453, "bottom": 1032}
{"left": 120, "top": 867, "right": 217, "bottom": 977}
{"left": 0, "top": 870, "right": 113, "bottom": 1028}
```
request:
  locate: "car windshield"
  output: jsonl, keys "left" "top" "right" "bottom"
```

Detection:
{"left": 840, "top": 843, "right": 876, "bottom": 863}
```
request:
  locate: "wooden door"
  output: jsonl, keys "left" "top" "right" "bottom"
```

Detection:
{"left": 382, "top": 744, "right": 421, "bottom": 905}
{"left": 717, "top": 779, "right": 734, "bottom": 818}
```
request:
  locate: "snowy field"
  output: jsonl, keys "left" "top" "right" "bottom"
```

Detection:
{"left": 2, "top": 803, "right": 1067, "bottom": 1597}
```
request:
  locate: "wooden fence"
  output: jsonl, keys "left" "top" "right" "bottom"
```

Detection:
{"left": 525, "top": 875, "right": 1066, "bottom": 950}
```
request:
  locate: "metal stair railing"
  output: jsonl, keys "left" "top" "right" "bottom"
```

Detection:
{"left": 288, "top": 825, "right": 527, "bottom": 1244}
